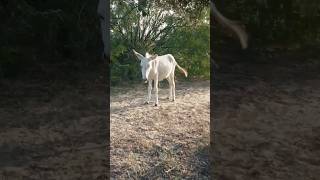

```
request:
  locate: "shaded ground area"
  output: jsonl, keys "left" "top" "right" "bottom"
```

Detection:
{"left": 212, "top": 48, "right": 320, "bottom": 180}
{"left": 0, "top": 64, "right": 108, "bottom": 179}
{"left": 111, "top": 80, "right": 210, "bottom": 179}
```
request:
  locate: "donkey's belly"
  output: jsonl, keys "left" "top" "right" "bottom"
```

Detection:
{"left": 158, "top": 67, "right": 173, "bottom": 81}
{"left": 157, "top": 61, "right": 174, "bottom": 81}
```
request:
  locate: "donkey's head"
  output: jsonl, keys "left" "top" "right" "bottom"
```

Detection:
{"left": 132, "top": 49, "right": 158, "bottom": 81}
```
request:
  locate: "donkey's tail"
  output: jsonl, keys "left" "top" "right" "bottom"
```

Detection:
{"left": 176, "top": 63, "right": 188, "bottom": 77}
{"left": 211, "top": 2, "right": 248, "bottom": 49}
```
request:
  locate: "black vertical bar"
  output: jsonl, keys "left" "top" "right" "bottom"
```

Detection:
{"left": 106, "top": 0, "right": 110, "bottom": 178}
{"left": 105, "top": 0, "right": 111, "bottom": 179}
{"left": 210, "top": 0, "right": 215, "bottom": 179}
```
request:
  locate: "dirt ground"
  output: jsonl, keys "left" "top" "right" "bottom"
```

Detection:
{"left": 212, "top": 49, "right": 320, "bottom": 180}
{"left": 110, "top": 80, "right": 210, "bottom": 179}
{"left": 1, "top": 49, "right": 320, "bottom": 179}
{"left": 110, "top": 48, "right": 320, "bottom": 179}
{"left": 0, "top": 66, "right": 108, "bottom": 179}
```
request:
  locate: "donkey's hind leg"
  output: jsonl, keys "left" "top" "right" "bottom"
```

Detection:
{"left": 167, "top": 77, "right": 173, "bottom": 101}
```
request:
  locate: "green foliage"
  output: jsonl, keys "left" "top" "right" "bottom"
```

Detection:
{"left": 2, "top": 0, "right": 319, "bottom": 79}
{"left": 215, "top": 0, "right": 320, "bottom": 46}
{"left": 158, "top": 24, "right": 210, "bottom": 79}
{"left": 0, "top": 0, "right": 101, "bottom": 78}
{"left": 111, "top": 1, "right": 210, "bottom": 83}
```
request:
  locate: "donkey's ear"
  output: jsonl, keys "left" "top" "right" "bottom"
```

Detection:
{"left": 145, "top": 52, "right": 151, "bottom": 58}
{"left": 133, "top": 49, "right": 144, "bottom": 61}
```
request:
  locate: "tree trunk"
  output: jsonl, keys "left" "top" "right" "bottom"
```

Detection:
{"left": 97, "top": 0, "right": 109, "bottom": 60}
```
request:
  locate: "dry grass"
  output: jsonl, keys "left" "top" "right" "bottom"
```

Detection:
{"left": 0, "top": 71, "right": 108, "bottom": 179}
{"left": 212, "top": 54, "right": 320, "bottom": 179}
{"left": 111, "top": 80, "right": 210, "bottom": 179}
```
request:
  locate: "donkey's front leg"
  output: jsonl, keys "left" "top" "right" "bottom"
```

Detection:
{"left": 145, "top": 80, "right": 152, "bottom": 104}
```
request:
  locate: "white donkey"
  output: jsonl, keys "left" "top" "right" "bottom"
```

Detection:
{"left": 133, "top": 49, "right": 188, "bottom": 106}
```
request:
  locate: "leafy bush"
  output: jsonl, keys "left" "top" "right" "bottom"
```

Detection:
{"left": 110, "top": 1, "right": 210, "bottom": 83}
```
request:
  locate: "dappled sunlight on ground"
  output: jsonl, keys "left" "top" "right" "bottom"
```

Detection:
{"left": 111, "top": 81, "right": 210, "bottom": 179}
{"left": 212, "top": 54, "right": 320, "bottom": 179}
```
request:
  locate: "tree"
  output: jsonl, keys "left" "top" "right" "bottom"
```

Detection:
{"left": 215, "top": 0, "right": 320, "bottom": 46}
{"left": 111, "top": 0, "right": 186, "bottom": 54}
{"left": 110, "top": 0, "right": 210, "bottom": 82}
{"left": 97, "top": 0, "right": 108, "bottom": 60}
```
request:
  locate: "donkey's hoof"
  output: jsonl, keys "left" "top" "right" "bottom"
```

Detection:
{"left": 144, "top": 101, "right": 149, "bottom": 104}
{"left": 154, "top": 103, "right": 158, "bottom": 106}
